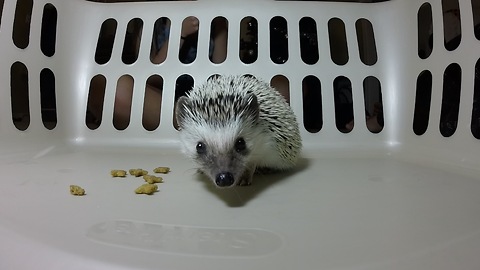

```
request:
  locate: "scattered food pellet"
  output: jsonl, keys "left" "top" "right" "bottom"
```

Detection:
{"left": 143, "top": 175, "right": 163, "bottom": 184}
{"left": 153, "top": 167, "right": 170, "bottom": 174}
{"left": 70, "top": 185, "right": 86, "bottom": 196}
{"left": 129, "top": 168, "right": 148, "bottom": 177}
{"left": 135, "top": 183, "right": 158, "bottom": 195}
{"left": 111, "top": 170, "right": 127, "bottom": 177}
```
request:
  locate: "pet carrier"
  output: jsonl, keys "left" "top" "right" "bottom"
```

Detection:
{"left": 1, "top": 0, "right": 480, "bottom": 269}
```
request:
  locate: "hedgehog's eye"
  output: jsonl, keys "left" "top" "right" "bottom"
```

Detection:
{"left": 196, "top": 142, "right": 206, "bottom": 154}
{"left": 234, "top": 138, "right": 247, "bottom": 153}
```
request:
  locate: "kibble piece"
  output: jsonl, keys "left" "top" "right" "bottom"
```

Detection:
{"left": 143, "top": 175, "right": 163, "bottom": 184}
{"left": 111, "top": 170, "right": 127, "bottom": 177}
{"left": 135, "top": 183, "right": 158, "bottom": 195}
{"left": 153, "top": 167, "right": 170, "bottom": 174}
{"left": 70, "top": 185, "right": 86, "bottom": 196}
{"left": 129, "top": 168, "right": 148, "bottom": 177}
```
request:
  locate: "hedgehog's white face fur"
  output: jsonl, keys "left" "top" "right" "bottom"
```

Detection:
{"left": 175, "top": 75, "right": 302, "bottom": 188}
{"left": 176, "top": 81, "right": 263, "bottom": 187}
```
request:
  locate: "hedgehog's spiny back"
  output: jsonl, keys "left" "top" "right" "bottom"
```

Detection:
{"left": 186, "top": 76, "right": 260, "bottom": 126}
{"left": 188, "top": 75, "right": 286, "bottom": 107}
{"left": 188, "top": 75, "right": 260, "bottom": 99}
{"left": 189, "top": 93, "right": 255, "bottom": 125}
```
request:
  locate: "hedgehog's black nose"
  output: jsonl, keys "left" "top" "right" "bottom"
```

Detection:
{"left": 215, "top": 172, "right": 235, "bottom": 187}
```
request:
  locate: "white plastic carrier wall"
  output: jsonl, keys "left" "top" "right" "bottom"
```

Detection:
{"left": 1, "top": 0, "right": 480, "bottom": 269}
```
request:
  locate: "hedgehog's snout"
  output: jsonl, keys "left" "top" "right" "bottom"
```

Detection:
{"left": 215, "top": 172, "right": 235, "bottom": 187}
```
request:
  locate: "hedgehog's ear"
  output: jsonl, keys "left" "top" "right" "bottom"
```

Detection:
{"left": 245, "top": 93, "right": 259, "bottom": 122}
{"left": 175, "top": 96, "right": 190, "bottom": 128}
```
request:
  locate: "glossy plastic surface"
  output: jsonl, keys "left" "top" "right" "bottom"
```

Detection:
{"left": 1, "top": 0, "right": 480, "bottom": 269}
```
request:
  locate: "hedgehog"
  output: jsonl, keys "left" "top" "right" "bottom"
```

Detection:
{"left": 175, "top": 75, "right": 302, "bottom": 188}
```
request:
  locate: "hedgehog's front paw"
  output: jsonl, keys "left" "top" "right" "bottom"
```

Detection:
{"left": 238, "top": 178, "right": 252, "bottom": 186}
{"left": 237, "top": 167, "right": 254, "bottom": 186}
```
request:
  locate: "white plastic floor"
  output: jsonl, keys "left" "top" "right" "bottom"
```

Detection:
{"left": 1, "top": 140, "right": 480, "bottom": 270}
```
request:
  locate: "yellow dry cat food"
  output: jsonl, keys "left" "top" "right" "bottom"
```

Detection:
{"left": 143, "top": 175, "right": 163, "bottom": 184}
{"left": 153, "top": 167, "right": 170, "bottom": 174}
{"left": 129, "top": 168, "right": 148, "bottom": 177}
{"left": 70, "top": 185, "right": 85, "bottom": 196}
{"left": 135, "top": 183, "right": 158, "bottom": 195}
{"left": 111, "top": 170, "right": 127, "bottom": 177}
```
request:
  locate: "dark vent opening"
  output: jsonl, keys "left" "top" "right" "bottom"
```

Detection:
{"left": 413, "top": 70, "right": 433, "bottom": 135}
{"left": 303, "top": 75, "right": 323, "bottom": 133}
{"left": 442, "top": 0, "right": 461, "bottom": 51}
{"left": 473, "top": 0, "right": 480, "bottom": 40}
{"left": 40, "top": 4, "right": 57, "bottom": 57}
{"left": 40, "top": 68, "right": 57, "bottom": 130}
{"left": 271, "top": 75, "right": 290, "bottom": 104}
{"left": 0, "top": 0, "right": 5, "bottom": 30}
{"left": 356, "top": 18, "right": 377, "bottom": 65}
{"left": 418, "top": 3, "right": 433, "bottom": 59}
{"left": 328, "top": 18, "right": 349, "bottom": 65}
{"left": 179, "top": 16, "right": 199, "bottom": 64}
{"left": 113, "top": 75, "right": 134, "bottom": 130}
{"left": 95, "top": 19, "right": 117, "bottom": 65}
{"left": 440, "top": 63, "right": 462, "bottom": 137}
{"left": 334, "top": 76, "right": 354, "bottom": 133}
{"left": 11, "top": 62, "right": 30, "bottom": 130}
{"left": 150, "top": 17, "right": 170, "bottom": 64}
{"left": 13, "top": 0, "right": 33, "bottom": 49}
{"left": 142, "top": 75, "right": 163, "bottom": 131}
{"left": 210, "top": 17, "right": 228, "bottom": 64}
{"left": 86, "top": 75, "right": 106, "bottom": 130}
{"left": 240, "top": 17, "right": 258, "bottom": 64}
{"left": 363, "top": 76, "right": 383, "bottom": 133}
{"left": 270, "top": 16, "right": 288, "bottom": 64}
{"left": 173, "top": 74, "right": 194, "bottom": 130}
{"left": 299, "top": 17, "right": 319, "bottom": 65}
{"left": 122, "top": 18, "right": 143, "bottom": 65}
{"left": 472, "top": 58, "right": 480, "bottom": 138}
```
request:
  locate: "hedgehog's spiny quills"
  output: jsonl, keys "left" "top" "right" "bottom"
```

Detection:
{"left": 180, "top": 92, "right": 258, "bottom": 127}
{"left": 176, "top": 75, "right": 302, "bottom": 188}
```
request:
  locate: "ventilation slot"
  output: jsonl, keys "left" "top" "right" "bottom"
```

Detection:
{"left": 11, "top": 62, "right": 30, "bottom": 130}
{"left": 413, "top": 70, "right": 433, "bottom": 135}
{"left": 363, "top": 76, "right": 383, "bottom": 133}
{"left": 173, "top": 74, "right": 194, "bottom": 130}
{"left": 442, "top": 0, "right": 461, "bottom": 51}
{"left": 113, "top": 75, "right": 134, "bottom": 130}
{"left": 299, "top": 17, "right": 319, "bottom": 65}
{"left": 122, "top": 18, "right": 143, "bottom": 65}
{"left": 328, "top": 18, "right": 348, "bottom": 65}
{"left": 334, "top": 76, "right": 353, "bottom": 133}
{"left": 210, "top": 17, "right": 228, "bottom": 64}
{"left": 150, "top": 17, "right": 170, "bottom": 64}
{"left": 472, "top": 58, "right": 480, "bottom": 139}
{"left": 440, "top": 63, "right": 462, "bottom": 137}
{"left": 142, "top": 75, "right": 163, "bottom": 131}
{"left": 86, "top": 75, "right": 106, "bottom": 130}
{"left": 0, "top": 0, "right": 4, "bottom": 30}
{"left": 240, "top": 17, "right": 258, "bottom": 64}
{"left": 13, "top": 0, "right": 33, "bottom": 49}
{"left": 179, "top": 16, "right": 199, "bottom": 64}
{"left": 303, "top": 75, "right": 322, "bottom": 133}
{"left": 40, "top": 68, "right": 57, "bottom": 129}
{"left": 418, "top": 3, "right": 433, "bottom": 59}
{"left": 356, "top": 19, "right": 377, "bottom": 66}
{"left": 270, "top": 16, "right": 288, "bottom": 64}
{"left": 40, "top": 4, "right": 57, "bottom": 57}
{"left": 95, "top": 19, "right": 117, "bottom": 65}
{"left": 473, "top": 0, "right": 480, "bottom": 40}
{"left": 271, "top": 75, "right": 290, "bottom": 104}
{"left": 208, "top": 74, "right": 221, "bottom": 81}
